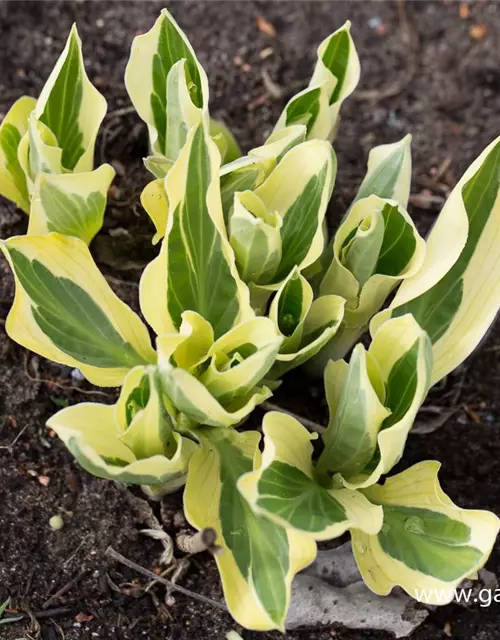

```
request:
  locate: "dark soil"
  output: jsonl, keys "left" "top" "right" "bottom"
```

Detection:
{"left": 1, "top": 1, "right": 500, "bottom": 639}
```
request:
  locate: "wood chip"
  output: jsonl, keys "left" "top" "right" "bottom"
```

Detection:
{"left": 470, "top": 23, "right": 488, "bottom": 40}
{"left": 74, "top": 612, "right": 94, "bottom": 623}
{"left": 463, "top": 404, "right": 481, "bottom": 423}
{"left": 256, "top": 15, "right": 277, "bottom": 38}
{"left": 459, "top": 2, "right": 470, "bottom": 19}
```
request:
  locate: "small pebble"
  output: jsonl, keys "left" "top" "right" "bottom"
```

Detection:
{"left": 368, "top": 16, "right": 382, "bottom": 29}
{"left": 459, "top": 2, "right": 470, "bottom": 19}
{"left": 71, "top": 368, "right": 85, "bottom": 382}
{"left": 49, "top": 514, "right": 64, "bottom": 530}
{"left": 256, "top": 15, "right": 277, "bottom": 38}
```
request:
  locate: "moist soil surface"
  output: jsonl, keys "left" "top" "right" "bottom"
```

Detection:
{"left": 1, "top": 1, "right": 500, "bottom": 639}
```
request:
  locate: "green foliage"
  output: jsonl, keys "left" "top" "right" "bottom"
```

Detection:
{"left": 1, "top": 9, "right": 500, "bottom": 633}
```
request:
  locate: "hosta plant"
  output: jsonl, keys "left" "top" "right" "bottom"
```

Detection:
{"left": 1, "top": 9, "right": 500, "bottom": 633}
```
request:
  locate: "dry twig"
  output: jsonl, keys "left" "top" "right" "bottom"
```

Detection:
{"left": 0, "top": 420, "right": 30, "bottom": 451}
{"left": 42, "top": 570, "right": 87, "bottom": 609}
{"left": 23, "top": 353, "right": 112, "bottom": 399}
{"left": 106, "top": 546, "right": 227, "bottom": 612}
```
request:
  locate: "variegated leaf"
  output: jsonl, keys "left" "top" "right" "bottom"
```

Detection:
{"left": 18, "top": 116, "right": 63, "bottom": 192}
{"left": 140, "top": 124, "right": 253, "bottom": 339}
{"left": 210, "top": 118, "right": 241, "bottom": 164}
{"left": 140, "top": 178, "right": 169, "bottom": 245}
{"left": 220, "top": 157, "right": 269, "bottom": 223}
{"left": 27, "top": 164, "right": 115, "bottom": 244}
{"left": 245, "top": 140, "right": 336, "bottom": 296}
{"left": 267, "top": 268, "right": 345, "bottom": 377}
{"left": 116, "top": 366, "right": 176, "bottom": 461}
{"left": 318, "top": 195, "right": 425, "bottom": 362}
{"left": 125, "top": 8, "right": 208, "bottom": 157}
{"left": 144, "top": 155, "right": 172, "bottom": 180}
{"left": 160, "top": 57, "right": 206, "bottom": 163}
{"left": 318, "top": 315, "right": 432, "bottom": 488}
{"left": 308, "top": 21, "right": 360, "bottom": 138}
{"left": 239, "top": 412, "right": 383, "bottom": 541}
{"left": 47, "top": 387, "right": 197, "bottom": 493}
{"left": 272, "top": 22, "right": 359, "bottom": 142}
{"left": 273, "top": 85, "right": 330, "bottom": 140}
{"left": 219, "top": 124, "right": 306, "bottom": 223}
{"left": 353, "top": 135, "right": 412, "bottom": 208}
{"left": 372, "top": 136, "right": 500, "bottom": 385}
{"left": 0, "top": 95, "right": 36, "bottom": 212}
{"left": 1, "top": 233, "right": 155, "bottom": 386}
{"left": 36, "top": 24, "right": 107, "bottom": 172}
{"left": 352, "top": 462, "right": 500, "bottom": 603}
{"left": 157, "top": 313, "right": 281, "bottom": 428}
{"left": 229, "top": 190, "right": 282, "bottom": 285}
{"left": 316, "top": 344, "right": 390, "bottom": 480}
{"left": 184, "top": 428, "right": 316, "bottom": 630}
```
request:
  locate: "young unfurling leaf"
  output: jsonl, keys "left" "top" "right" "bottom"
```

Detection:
{"left": 157, "top": 312, "right": 281, "bottom": 428}
{"left": 317, "top": 315, "right": 432, "bottom": 488}
{"left": 140, "top": 124, "right": 253, "bottom": 338}
{"left": 272, "top": 22, "right": 360, "bottom": 142}
{"left": 125, "top": 9, "right": 208, "bottom": 159}
{"left": 0, "top": 96, "right": 36, "bottom": 212}
{"left": 317, "top": 195, "right": 425, "bottom": 362}
{"left": 229, "top": 139, "right": 336, "bottom": 310}
{"left": 35, "top": 25, "right": 107, "bottom": 173}
{"left": 267, "top": 268, "right": 345, "bottom": 377}
{"left": 353, "top": 135, "right": 412, "bottom": 208}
